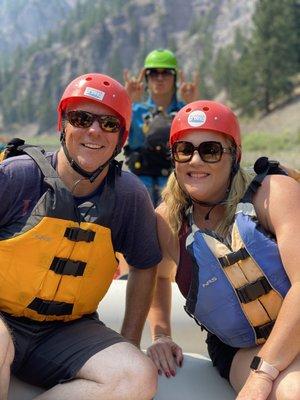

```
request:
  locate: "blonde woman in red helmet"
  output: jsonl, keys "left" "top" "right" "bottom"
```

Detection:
{"left": 0, "top": 73, "right": 160, "bottom": 400}
{"left": 147, "top": 100, "right": 300, "bottom": 399}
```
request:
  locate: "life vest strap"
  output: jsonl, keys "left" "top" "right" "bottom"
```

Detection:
{"left": 64, "top": 227, "right": 95, "bottom": 242}
{"left": 28, "top": 298, "right": 73, "bottom": 316}
{"left": 50, "top": 257, "right": 86, "bottom": 276}
{"left": 218, "top": 247, "right": 249, "bottom": 268}
{"left": 255, "top": 320, "right": 275, "bottom": 340}
{"left": 236, "top": 276, "right": 272, "bottom": 303}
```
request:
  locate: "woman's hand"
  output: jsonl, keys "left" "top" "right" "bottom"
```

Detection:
{"left": 123, "top": 68, "right": 145, "bottom": 102}
{"left": 236, "top": 371, "right": 273, "bottom": 400}
{"left": 147, "top": 335, "right": 183, "bottom": 378}
{"left": 178, "top": 70, "right": 200, "bottom": 104}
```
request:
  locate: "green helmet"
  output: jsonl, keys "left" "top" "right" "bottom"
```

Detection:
{"left": 144, "top": 49, "right": 178, "bottom": 71}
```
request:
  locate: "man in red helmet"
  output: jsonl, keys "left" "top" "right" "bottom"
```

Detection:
{"left": 0, "top": 74, "right": 160, "bottom": 399}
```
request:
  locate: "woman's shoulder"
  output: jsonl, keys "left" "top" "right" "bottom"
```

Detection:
{"left": 258, "top": 173, "right": 300, "bottom": 200}
{"left": 253, "top": 173, "right": 300, "bottom": 234}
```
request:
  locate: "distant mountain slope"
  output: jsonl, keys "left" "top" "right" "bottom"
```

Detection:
{"left": 241, "top": 96, "right": 300, "bottom": 136}
{"left": 0, "top": 0, "right": 79, "bottom": 56}
{"left": 0, "top": 0, "right": 258, "bottom": 134}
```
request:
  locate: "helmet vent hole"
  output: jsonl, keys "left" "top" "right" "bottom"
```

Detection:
{"left": 186, "top": 107, "right": 192, "bottom": 112}
{"left": 103, "top": 81, "right": 110, "bottom": 86}
{"left": 203, "top": 106, "right": 209, "bottom": 111}
{"left": 85, "top": 77, "right": 92, "bottom": 81}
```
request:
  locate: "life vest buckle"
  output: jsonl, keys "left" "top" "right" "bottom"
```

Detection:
{"left": 64, "top": 227, "right": 95, "bottom": 242}
{"left": 236, "top": 276, "right": 272, "bottom": 303}
{"left": 50, "top": 257, "right": 87, "bottom": 276}
{"left": 255, "top": 320, "right": 275, "bottom": 340}
{"left": 28, "top": 298, "right": 74, "bottom": 316}
{"left": 218, "top": 247, "right": 249, "bottom": 268}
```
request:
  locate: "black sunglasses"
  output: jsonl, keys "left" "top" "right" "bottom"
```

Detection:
{"left": 172, "top": 141, "right": 233, "bottom": 163}
{"left": 145, "top": 68, "right": 176, "bottom": 78}
{"left": 66, "top": 110, "right": 122, "bottom": 133}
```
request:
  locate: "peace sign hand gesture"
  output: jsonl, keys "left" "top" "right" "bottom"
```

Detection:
{"left": 123, "top": 68, "right": 145, "bottom": 103}
{"left": 178, "top": 70, "right": 200, "bottom": 104}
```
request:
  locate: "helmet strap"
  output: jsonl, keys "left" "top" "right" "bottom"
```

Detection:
{"left": 192, "top": 157, "right": 240, "bottom": 219}
{"left": 60, "top": 128, "right": 124, "bottom": 183}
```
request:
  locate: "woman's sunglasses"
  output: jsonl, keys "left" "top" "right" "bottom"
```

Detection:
{"left": 66, "top": 110, "right": 122, "bottom": 133}
{"left": 145, "top": 68, "right": 176, "bottom": 78}
{"left": 172, "top": 141, "right": 233, "bottom": 163}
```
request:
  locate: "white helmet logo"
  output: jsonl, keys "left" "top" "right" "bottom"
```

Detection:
{"left": 84, "top": 87, "right": 105, "bottom": 101}
{"left": 187, "top": 110, "right": 206, "bottom": 127}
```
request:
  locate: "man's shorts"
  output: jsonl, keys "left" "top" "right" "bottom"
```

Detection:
{"left": 2, "top": 312, "right": 126, "bottom": 389}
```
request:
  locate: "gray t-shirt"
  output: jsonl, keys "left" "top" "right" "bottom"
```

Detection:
{"left": 0, "top": 152, "right": 162, "bottom": 269}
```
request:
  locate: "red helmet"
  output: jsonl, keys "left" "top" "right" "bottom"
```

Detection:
{"left": 170, "top": 100, "right": 241, "bottom": 160}
{"left": 57, "top": 73, "right": 132, "bottom": 146}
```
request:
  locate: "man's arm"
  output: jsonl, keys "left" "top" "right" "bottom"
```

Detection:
{"left": 120, "top": 265, "right": 157, "bottom": 347}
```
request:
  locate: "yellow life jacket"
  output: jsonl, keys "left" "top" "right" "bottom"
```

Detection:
{"left": 0, "top": 146, "right": 118, "bottom": 321}
{"left": 0, "top": 150, "right": 6, "bottom": 162}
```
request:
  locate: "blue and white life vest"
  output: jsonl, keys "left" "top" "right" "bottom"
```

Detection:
{"left": 185, "top": 165, "right": 291, "bottom": 348}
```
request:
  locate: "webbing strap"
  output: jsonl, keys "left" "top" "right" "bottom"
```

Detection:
{"left": 64, "top": 227, "right": 95, "bottom": 242}
{"left": 218, "top": 247, "right": 249, "bottom": 267}
{"left": 242, "top": 157, "right": 287, "bottom": 203}
{"left": 28, "top": 298, "right": 73, "bottom": 316}
{"left": 236, "top": 276, "right": 272, "bottom": 303}
{"left": 50, "top": 257, "right": 86, "bottom": 276}
{"left": 21, "top": 146, "right": 58, "bottom": 179}
{"left": 255, "top": 320, "right": 275, "bottom": 340}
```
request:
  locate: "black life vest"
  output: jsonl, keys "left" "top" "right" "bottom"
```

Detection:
{"left": 125, "top": 108, "right": 175, "bottom": 177}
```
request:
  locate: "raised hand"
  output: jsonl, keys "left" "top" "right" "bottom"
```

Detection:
{"left": 178, "top": 69, "right": 200, "bottom": 104}
{"left": 147, "top": 335, "right": 183, "bottom": 378}
{"left": 123, "top": 68, "right": 145, "bottom": 103}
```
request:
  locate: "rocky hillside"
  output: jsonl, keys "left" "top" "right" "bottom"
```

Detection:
{"left": 0, "top": 0, "right": 258, "bottom": 134}
{"left": 0, "top": 0, "right": 79, "bottom": 57}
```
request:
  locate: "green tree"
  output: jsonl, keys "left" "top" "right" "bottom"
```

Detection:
{"left": 254, "top": 0, "right": 298, "bottom": 112}
{"left": 109, "top": 48, "right": 123, "bottom": 81}
{"left": 234, "top": 0, "right": 299, "bottom": 114}
{"left": 230, "top": 47, "right": 258, "bottom": 115}
{"left": 213, "top": 46, "right": 235, "bottom": 95}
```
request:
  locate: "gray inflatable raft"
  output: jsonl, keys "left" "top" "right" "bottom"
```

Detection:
{"left": 8, "top": 281, "right": 235, "bottom": 399}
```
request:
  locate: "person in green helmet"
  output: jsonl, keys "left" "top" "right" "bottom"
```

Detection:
{"left": 123, "top": 49, "right": 200, "bottom": 206}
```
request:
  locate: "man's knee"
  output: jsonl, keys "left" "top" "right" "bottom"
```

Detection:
{"left": 78, "top": 343, "right": 157, "bottom": 399}
{"left": 122, "top": 353, "right": 157, "bottom": 400}
{"left": 0, "top": 320, "right": 14, "bottom": 367}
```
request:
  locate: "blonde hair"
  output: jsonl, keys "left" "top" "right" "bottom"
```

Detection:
{"left": 162, "top": 167, "right": 254, "bottom": 237}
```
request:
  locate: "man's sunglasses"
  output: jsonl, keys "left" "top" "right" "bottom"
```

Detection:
{"left": 172, "top": 141, "right": 233, "bottom": 163}
{"left": 66, "top": 110, "right": 122, "bottom": 133}
{"left": 145, "top": 68, "right": 176, "bottom": 78}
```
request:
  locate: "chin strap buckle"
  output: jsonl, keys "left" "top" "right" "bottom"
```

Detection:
{"left": 64, "top": 227, "right": 95, "bottom": 242}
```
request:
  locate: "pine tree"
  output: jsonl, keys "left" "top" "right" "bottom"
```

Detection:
{"left": 241, "top": 0, "right": 298, "bottom": 114}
